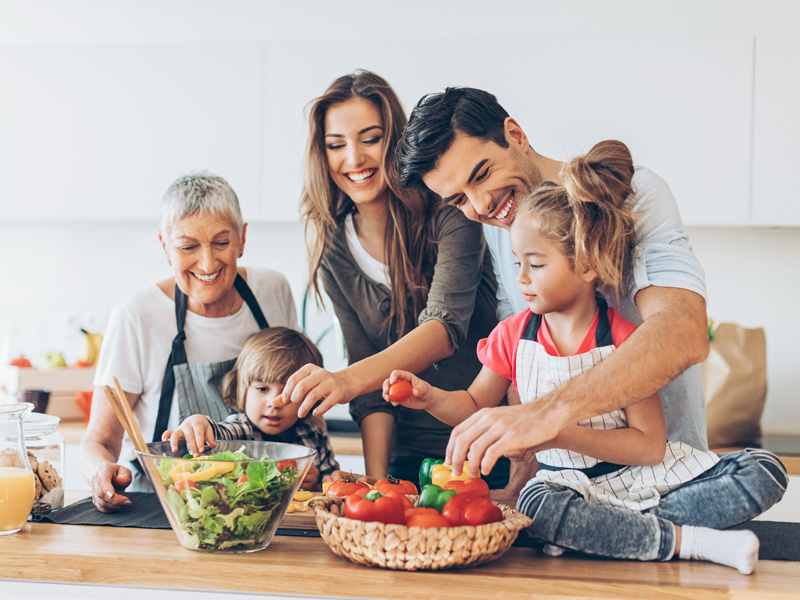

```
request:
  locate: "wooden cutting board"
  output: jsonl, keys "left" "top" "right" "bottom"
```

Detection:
{"left": 279, "top": 510, "right": 318, "bottom": 530}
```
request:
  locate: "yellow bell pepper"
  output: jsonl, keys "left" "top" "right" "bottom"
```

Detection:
{"left": 169, "top": 460, "right": 236, "bottom": 482}
{"left": 286, "top": 490, "right": 325, "bottom": 513}
{"left": 430, "top": 461, "right": 472, "bottom": 487}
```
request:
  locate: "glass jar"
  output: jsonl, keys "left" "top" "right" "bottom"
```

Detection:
{"left": 0, "top": 402, "right": 36, "bottom": 534}
{"left": 23, "top": 412, "right": 65, "bottom": 509}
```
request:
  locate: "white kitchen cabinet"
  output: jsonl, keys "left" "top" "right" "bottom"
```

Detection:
{"left": 0, "top": 34, "right": 757, "bottom": 226}
{"left": 752, "top": 36, "right": 800, "bottom": 226}
{"left": 260, "top": 35, "right": 753, "bottom": 226}
{"left": 0, "top": 43, "right": 262, "bottom": 220}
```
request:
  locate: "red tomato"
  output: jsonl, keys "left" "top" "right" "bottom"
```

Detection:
{"left": 326, "top": 478, "right": 371, "bottom": 497}
{"left": 373, "top": 476, "right": 418, "bottom": 496}
{"left": 174, "top": 479, "right": 198, "bottom": 494}
{"left": 276, "top": 460, "right": 298, "bottom": 472}
{"left": 382, "top": 489, "right": 414, "bottom": 510}
{"left": 387, "top": 380, "right": 413, "bottom": 403}
{"left": 462, "top": 497, "right": 503, "bottom": 526}
{"left": 443, "top": 477, "right": 490, "bottom": 496}
{"left": 236, "top": 475, "right": 248, "bottom": 484}
{"left": 404, "top": 507, "right": 449, "bottom": 528}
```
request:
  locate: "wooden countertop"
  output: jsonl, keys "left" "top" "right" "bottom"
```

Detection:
{"left": 2, "top": 517, "right": 799, "bottom": 599}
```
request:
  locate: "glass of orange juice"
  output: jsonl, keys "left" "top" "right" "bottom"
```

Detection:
{"left": 0, "top": 402, "right": 36, "bottom": 534}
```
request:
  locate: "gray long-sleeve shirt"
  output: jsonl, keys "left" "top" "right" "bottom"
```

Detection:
{"left": 320, "top": 205, "right": 499, "bottom": 459}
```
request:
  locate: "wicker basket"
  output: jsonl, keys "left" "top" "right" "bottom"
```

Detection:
{"left": 312, "top": 495, "right": 532, "bottom": 571}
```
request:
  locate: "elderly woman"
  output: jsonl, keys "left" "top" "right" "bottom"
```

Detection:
{"left": 80, "top": 172, "right": 298, "bottom": 511}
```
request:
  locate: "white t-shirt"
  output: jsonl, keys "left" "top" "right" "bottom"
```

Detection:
{"left": 344, "top": 213, "right": 391, "bottom": 287}
{"left": 94, "top": 267, "right": 298, "bottom": 465}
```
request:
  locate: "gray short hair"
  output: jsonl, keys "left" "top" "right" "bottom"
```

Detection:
{"left": 160, "top": 171, "right": 244, "bottom": 236}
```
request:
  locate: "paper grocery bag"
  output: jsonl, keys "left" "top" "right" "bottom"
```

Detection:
{"left": 702, "top": 322, "right": 767, "bottom": 447}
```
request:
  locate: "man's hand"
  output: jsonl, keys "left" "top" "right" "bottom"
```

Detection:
{"left": 446, "top": 403, "right": 563, "bottom": 478}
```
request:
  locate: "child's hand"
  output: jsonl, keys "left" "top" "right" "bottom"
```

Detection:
{"left": 299, "top": 462, "right": 320, "bottom": 491}
{"left": 161, "top": 415, "right": 217, "bottom": 456}
{"left": 381, "top": 370, "right": 431, "bottom": 410}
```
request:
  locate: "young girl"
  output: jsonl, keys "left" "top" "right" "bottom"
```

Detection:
{"left": 384, "top": 140, "right": 787, "bottom": 574}
{"left": 164, "top": 327, "right": 339, "bottom": 490}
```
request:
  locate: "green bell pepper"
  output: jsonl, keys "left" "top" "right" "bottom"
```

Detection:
{"left": 418, "top": 484, "right": 458, "bottom": 513}
{"left": 419, "top": 457, "right": 444, "bottom": 490}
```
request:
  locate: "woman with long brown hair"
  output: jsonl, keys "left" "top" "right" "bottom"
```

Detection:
{"left": 281, "top": 70, "right": 508, "bottom": 485}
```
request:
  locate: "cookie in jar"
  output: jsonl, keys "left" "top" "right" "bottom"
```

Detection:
{"left": 23, "top": 412, "right": 65, "bottom": 509}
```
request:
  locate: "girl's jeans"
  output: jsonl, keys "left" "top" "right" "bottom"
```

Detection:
{"left": 517, "top": 449, "right": 788, "bottom": 561}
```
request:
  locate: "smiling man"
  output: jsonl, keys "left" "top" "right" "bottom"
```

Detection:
{"left": 396, "top": 87, "right": 710, "bottom": 481}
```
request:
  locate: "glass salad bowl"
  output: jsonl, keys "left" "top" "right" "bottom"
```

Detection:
{"left": 136, "top": 440, "right": 316, "bottom": 553}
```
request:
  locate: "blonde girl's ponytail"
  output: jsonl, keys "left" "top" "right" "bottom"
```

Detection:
{"left": 561, "top": 140, "right": 637, "bottom": 298}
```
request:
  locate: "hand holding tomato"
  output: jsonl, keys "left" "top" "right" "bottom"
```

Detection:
{"left": 387, "top": 380, "right": 413, "bottom": 404}
{"left": 382, "top": 370, "right": 433, "bottom": 410}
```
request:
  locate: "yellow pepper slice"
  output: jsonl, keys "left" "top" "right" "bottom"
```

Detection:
{"left": 169, "top": 460, "right": 236, "bottom": 482}
{"left": 293, "top": 490, "right": 315, "bottom": 502}
{"left": 430, "top": 461, "right": 471, "bottom": 487}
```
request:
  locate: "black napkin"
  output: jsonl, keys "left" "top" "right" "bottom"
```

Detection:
{"left": 39, "top": 492, "right": 170, "bottom": 528}
{"left": 37, "top": 492, "right": 321, "bottom": 538}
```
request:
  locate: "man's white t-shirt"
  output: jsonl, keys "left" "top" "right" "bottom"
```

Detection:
{"left": 94, "top": 267, "right": 298, "bottom": 465}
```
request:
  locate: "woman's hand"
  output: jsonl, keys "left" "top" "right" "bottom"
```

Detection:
{"left": 162, "top": 415, "right": 217, "bottom": 456}
{"left": 278, "top": 364, "right": 356, "bottom": 418}
{"left": 381, "top": 370, "right": 433, "bottom": 410}
{"left": 91, "top": 463, "right": 133, "bottom": 513}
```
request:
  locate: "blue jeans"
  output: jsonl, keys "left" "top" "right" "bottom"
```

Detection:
{"left": 517, "top": 449, "right": 788, "bottom": 561}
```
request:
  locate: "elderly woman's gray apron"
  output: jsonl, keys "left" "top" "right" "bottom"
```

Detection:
{"left": 130, "top": 274, "right": 269, "bottom": 490}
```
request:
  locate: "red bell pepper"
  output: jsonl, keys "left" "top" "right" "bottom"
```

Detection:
{"left": 443, "top": 477, "right": 490, "bottom": 496}
{"left": 441, "top": 492, "right": 503, "bottom": 527}
{"left": 344, "top": 489, "right": 406, "bottom": 525}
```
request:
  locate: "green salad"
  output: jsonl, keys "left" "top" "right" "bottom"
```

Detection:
{"left": 156, "top": 450, "right": 300, "bottom": 551}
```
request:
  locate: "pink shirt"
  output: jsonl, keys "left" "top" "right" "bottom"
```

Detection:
{"left": 477, "top": 308, "right": 638, "bottom": 393}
